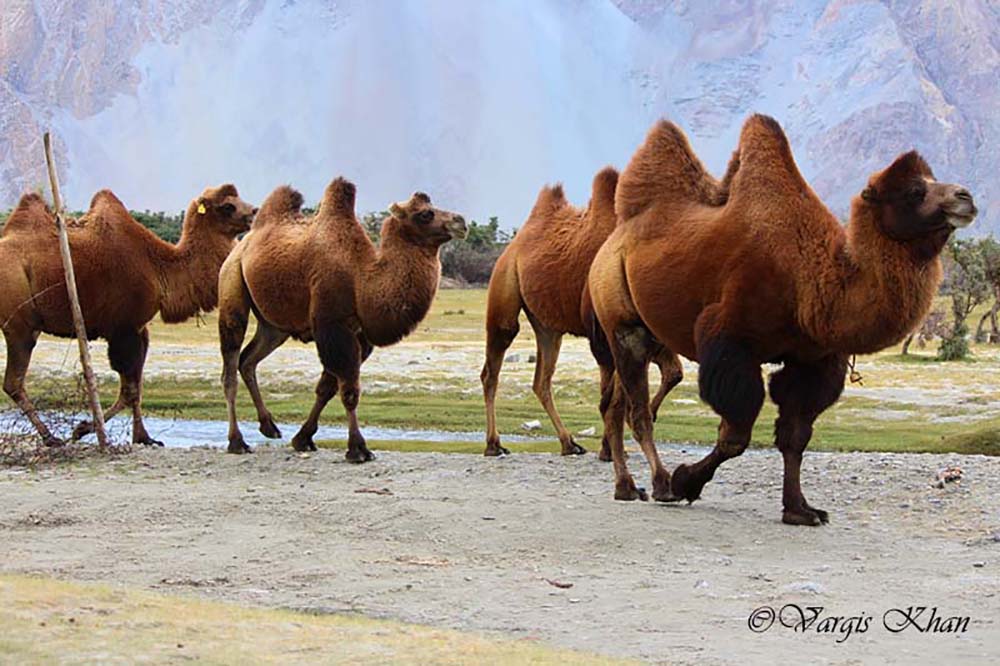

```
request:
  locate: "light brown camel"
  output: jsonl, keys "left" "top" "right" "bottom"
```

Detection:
{"left": 588, "top": 115, "right": 976, "bottom": 525}
{"left": 0, "top": 185, "right": 255, "bottom": 446}
{"left": 482, "top": 167, "right": 685, "bottom": 458}
{"left": 219, "top": 178, "right": 467, "bottom": 460}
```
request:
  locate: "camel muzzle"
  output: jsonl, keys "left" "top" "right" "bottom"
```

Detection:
{"left": 447, "top": 217, "right": 469, "bottom": 240}
{"left": 946, "top": 189, "right": 977, "bottom": 228}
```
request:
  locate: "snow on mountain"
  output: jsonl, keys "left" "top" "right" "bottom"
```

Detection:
{"left": 1, "top": 0, "right": 996, "bottom": 232}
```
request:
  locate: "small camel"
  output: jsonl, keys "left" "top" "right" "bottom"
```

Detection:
{"left": 588, "top": 115, "right": 976, "bottom": 525}
{"left": 482, "top": 167, "right": 687, "bottom": 458}
{"left": 0, "top": 185, "right": 255, "bottom": 446}
{"left": 219, "top": 178, "right": 467, "bottom": 460}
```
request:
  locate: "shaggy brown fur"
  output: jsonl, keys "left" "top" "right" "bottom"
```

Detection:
{"left": 482, "top": 167, "right": 685, "bottom": 457}
{"left": 0, "top": 185, "right": 255, "bottom": 446}
{"left": 219, "top": 177, "right": 467, "bottom": 460}
{"left": 589, "top": 115, "right": 976, "bottom": 525}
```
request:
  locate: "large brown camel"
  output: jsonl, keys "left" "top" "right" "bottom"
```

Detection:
{"left": 0, "top": 185, "right": 255, "bottom": 446}
{"left": 219, "top": 178, "right": 467, "bottom": 460}
{"left": 588, "top": 114, "right": 977, "bottom": 525}
{"left": 482, "top": 167, "right": 685, "bottom": 459}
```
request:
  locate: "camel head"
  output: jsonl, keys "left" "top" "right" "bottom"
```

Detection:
{"left": 860, "top": 151, "right": 977, "bottom": 245}
{"left": 387, "top": 192, "right": 468, "bottom": 247}
{"left": 190, "top": 183, "right": 257, "bottom": 237}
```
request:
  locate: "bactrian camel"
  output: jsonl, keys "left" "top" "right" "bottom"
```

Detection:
{"left": 588, "top": 115, "right": 976, "bottom": 525}
{"left": 219, "top": 177, "right": 467, "bottom": 461}
{"left": 482, "top": 167, "right": 684, "bottom": 459}
{"left": 0, "top": 185, "right": 255, "bottom": 446}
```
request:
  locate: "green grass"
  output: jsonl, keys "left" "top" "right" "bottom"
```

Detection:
{"left": 12, "top": 288, "right": 1000, "bottom": 456}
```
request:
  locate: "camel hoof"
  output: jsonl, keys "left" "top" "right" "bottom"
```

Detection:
{"left": 43, "top": 435, "right": 66, "bottom": 448}
{"left": 291, "top": 434, "right": 317, "bottom": 452}
{"left": 345, "top": 447, "right": 374, "bottom": 463}
{"left": 614, "top": 480, "right": 648, "bottom": 502}
{"left": 71, "top": 420, "right": 93, "bottom": 441}
{"left": 782, "top": 506, "right": 827, "bottom": 527}
{"left": 669, "top": 463, "right": 703, "bottom": 504}
{"left": 227, "top": 439, "right": 252, "bottom": 455}
{"left": 484, "top": 444, "right": 510, "bottom": 457}
{"left": 259, "top": 417, "right": 282, "bottom": 439}
{"left": 561, "top": 439, "right": 586, "bottom": 456}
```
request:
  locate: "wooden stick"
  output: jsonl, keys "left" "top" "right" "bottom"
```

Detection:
{"left": 43, "top": 132, "right": 109, "bottom": 448}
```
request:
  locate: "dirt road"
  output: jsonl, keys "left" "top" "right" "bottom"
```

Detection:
{"left": 2, "top": 447, "right": 998, "bottom": 664}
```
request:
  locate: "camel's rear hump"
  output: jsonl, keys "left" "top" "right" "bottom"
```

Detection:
{"left": 254, "top": 185, "right": 304, "bottom": 228}
{"left": 616, "top": 120, "right": 723, "bottom": 221}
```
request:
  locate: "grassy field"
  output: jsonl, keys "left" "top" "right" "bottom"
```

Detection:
{"left": 9, "top": 288, "right": 1000, "bottom": 456}
{"left": 0, "top": 575, "right": 630, "bottom": 665}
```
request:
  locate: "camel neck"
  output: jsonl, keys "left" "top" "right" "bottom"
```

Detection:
{"left": 156, "top": 212, "right": 236, "bottom": 323}
{"left": 801, "top": 199, "right": 943, "bottom": 355}
{"left": 356, "top": 221, "right": 442, "bottom": 346}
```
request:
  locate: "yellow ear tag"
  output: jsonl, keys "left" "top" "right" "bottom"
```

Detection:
{"left": 197, "top": 203, "right": 207, "bottom": 215}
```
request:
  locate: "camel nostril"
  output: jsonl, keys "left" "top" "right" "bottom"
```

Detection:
{"left": 251, "top": 207, "right": 259, "bottom": 215}
{"left": 954, "top": 189, "right": 973, "bottom": 202}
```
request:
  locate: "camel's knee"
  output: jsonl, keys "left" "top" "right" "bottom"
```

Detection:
{"left": 697, "top": 336, "right": 764, "bottom": 427}
{"left": 219, "top": 312, "right": 249, "bottom": 355}
{"left": 717, "top": 419, "right": 753, "bottom": 459}
{"left": 3, "top": 376, "right": 21, "bottom": 399}
{"left": 769, "top": 355, "right": 847, "bottom": 416}
{"left": 340, "top": 385, "right": 360, "bottom": 412}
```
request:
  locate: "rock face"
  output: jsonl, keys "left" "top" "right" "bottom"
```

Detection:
{"left": 1, "top": 0, "right": 997, "bottom": 232}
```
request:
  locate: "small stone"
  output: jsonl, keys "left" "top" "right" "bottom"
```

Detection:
{"left": 973, "top": 561, "right": 986, "bottom": 568}
{"left": 577, "top": 426, "right": 597, "bottom": 437}
{"left": 505, "top": 353, "right": 521, "bottom": 363}
{"left": 521, "top": 420, "right": 542, "bottom": 431}
{"left": 785, "top": 581, "right": 824, "bottom": 595}
{"left": 694, "top": 579, "right": 709, "bottom": 589}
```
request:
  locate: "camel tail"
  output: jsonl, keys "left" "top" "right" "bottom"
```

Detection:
{"left": 616, "top": 119, "right": 718, "bottom": 221}
{"left": 320, "top": 177, "right": 357, "bottom": 218}
{"left": 1, "top": 192, "right": 53, "bottom": 236}
{"left": 254, "top": 185, "right": 304, "bottom": 228}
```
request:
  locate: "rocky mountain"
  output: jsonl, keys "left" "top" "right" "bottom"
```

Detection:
{"left": 0, "top": 0, "right": 996, "bottom": 232}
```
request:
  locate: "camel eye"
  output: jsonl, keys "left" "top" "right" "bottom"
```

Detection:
{"left": 906, "top": 186, "right": 925, "bottom": 203}
{"left": 416, "top": 210, "right": 434, "bottom": 225}
{"left": 219, "top": 202, "right": 236, "bottom": 216}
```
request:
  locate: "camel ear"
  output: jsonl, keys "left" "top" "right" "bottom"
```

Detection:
{"left": 389, "top": 202, "right": 408, "bottom": 219}
{"left": 861, "top": 186, "right": 878, "bottom": 202}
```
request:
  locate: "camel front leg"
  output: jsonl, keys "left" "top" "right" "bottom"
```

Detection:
{"left": 669, "top": 336, "right": 765, "bottom": 503}
{"left": 3, "top": 330, "right": 63, "bottom": 447}
{"left": 314, "top": 321, "right": 372, "bottom": 463}
{"left": 770, "top": 354, "right": 847, "bottom": 526}
{"left": 290, "top": 371, "right": 338, "bottom": 452}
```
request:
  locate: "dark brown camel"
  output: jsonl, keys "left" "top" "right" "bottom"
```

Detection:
{"left": 588, "top": 115, "right": 976, "bottom": 525}
{"left": 218, "top": 177, "right": 467, "bottom": 460}
{"left": 0, "top": 185, "right": 254, "bottom": 446}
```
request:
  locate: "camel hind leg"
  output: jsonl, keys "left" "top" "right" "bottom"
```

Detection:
{"left": 3, "top": 328, "right": 63, "bottom": 447}
{"left": 481, "top": 252, "right": 520, "bottom": 456}
{"left": 219, "top": 257, "right": 253, "bottom": 454}
{"left": 526, "top": 312, "right": 584, "bottom": 455}
{"left": 650, "top": 348, "right": 683, "bottom": 422}
{"left": 238, "top": 318, "right": 289, "bottom": 438}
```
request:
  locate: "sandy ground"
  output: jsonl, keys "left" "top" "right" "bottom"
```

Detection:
{"left": 2, "top": 446, "right": 998, "bottom": 665}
